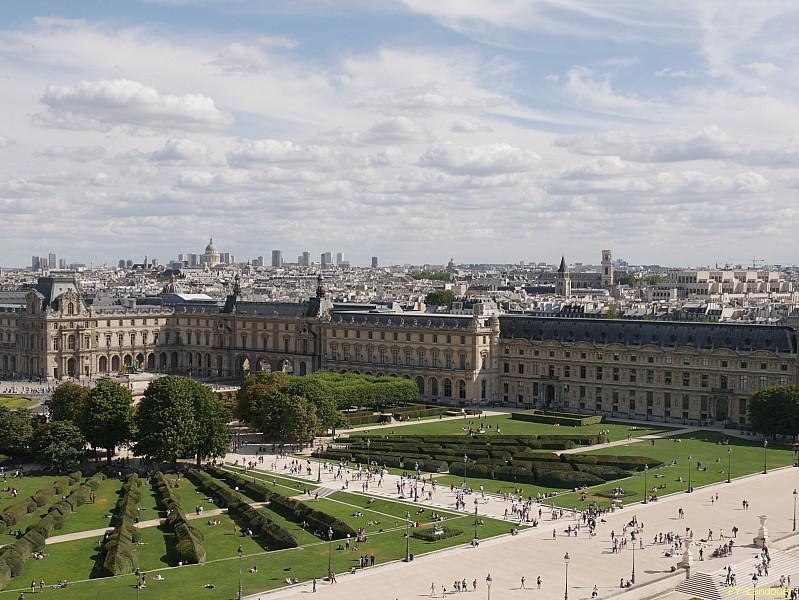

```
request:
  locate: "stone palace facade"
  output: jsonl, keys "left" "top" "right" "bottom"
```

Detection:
{"left": 0, "top": 274, "right": 796, "bottom": 427}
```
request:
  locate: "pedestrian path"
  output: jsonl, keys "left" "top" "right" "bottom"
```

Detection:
{"left": 675, "top": 547, "right": 799, "bottom": 600}
{"left": 560, "top": 427, "right": 698, "bottom": 455}
{"left": 45, "top": 502, "right": 267, "bottom": 545}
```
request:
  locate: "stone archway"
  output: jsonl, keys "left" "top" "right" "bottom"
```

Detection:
{"left": 67, "top": 357, "right": 76, "bottom": 377}
{"left": 123, "top": 354, "right": 133, "bottom": 367}
{"left": 146, "top": 354, "right": 155, "bottom": 370}
{"left": 136, "top": 353, "right": 145, "bottom": 369}
{"left": 159, "top": 353, "right": 167, "bottom": 371}
{"left": 545, "top": 385, "right": 555, "bottom": 407}
{"left": 415, "top": 376, "right": 425, "bottom": 396}
{"left": 279, "top": 358, "right": 293, "bottom": 373}
{"left": 99, "top": 356, "right": 108, "bottom": 373}
{"left": 111, "top": 355, "right": 120, "bottom": 372}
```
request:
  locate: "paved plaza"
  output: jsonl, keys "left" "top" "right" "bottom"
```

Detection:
{"left": 230, "top": 447, "right": 799, "bottom": 600}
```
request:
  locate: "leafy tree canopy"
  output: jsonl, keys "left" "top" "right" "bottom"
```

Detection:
{"left": 47, "top": 382, "right": 88, "bottom": 426}
{"left": 425, "top": 289, "right": 455, "bottom": 307}
{"left": 84, "top": 380, "right": 134, "bottom": 462}
{"left": 749, "top": 386, "right": 799, "bottom": 439}
{"left": 134, "top": 376, "right": 199, "bottom": 463}
{"left": 0, "top": 407, "right": 34, "bottom": 454}
{"left": 411, "top": 271, "right": 453, "bottom": 281}
{"left": 35, "top": 421, "right": 85, "bottom": 470}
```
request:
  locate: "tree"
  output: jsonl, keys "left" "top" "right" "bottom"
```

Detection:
{"left": 425, "top": 289, "right": 455, "bottom": 308}
{"left": 284, "top": 378, "right": 339, "bottom": 433}
{"left": 35, "top": 421, "right": 85, "bottom": 470}
{"left": 258, "top": 392, "right": 318, "bottom": 445}
{"left": 606, "top": 304, "right": 619, "bottom": 319}
{"left": 47, "top": 382, "right": 88, "bottom": 425}
{"left": 135, "top": 376, "right": 198, "bottom": 464}
{"left": 0, "top": 407, "right": 34, "bottom": 454}
{"left": 235, "top": 371, "right": 288, "bottom": 424}
{"left": 84, "top": 380, "right": 134, "bottom": 463}
{"left": 749, "top": 386, "right": 799, "bottom": 440}
{"left": 617, "top": 275, "right": 637, "bottom": 286}
{"left": 192, "top": 384, "right": 231, "bottom": 467}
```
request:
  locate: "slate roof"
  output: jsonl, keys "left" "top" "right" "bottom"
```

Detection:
{"left": 330, "top": 311, "right": 480, "bottom": 330}
{"left": 499, "top": 316, "right": 797, "bottom": 353}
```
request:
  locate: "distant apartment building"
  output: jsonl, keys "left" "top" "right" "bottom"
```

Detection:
{"left": 301, "top": 252, "right": 311, "bottom": 267}
{"left": 372, "top": 256, "right": 378, "bottom": 269}
{"left": 271, "top": 250, "right": 283, "bottom": 268}
{"left": 321, "top": 252, "right": 332, "bottom": 267}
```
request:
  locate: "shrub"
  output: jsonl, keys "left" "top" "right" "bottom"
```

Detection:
{"left": 412, "top": 527, "right": 463, "bottom": 542}
{"left": 0, "top": 556, "right": 10, "bottom": 589}
{"left": 151, "top": 472, "right": 207, "bottom": 565}
{"left": 0, "top": 547, "right": 24, "bottom": 577}
{"left": 536, "top": 470, "right": 603, "bottom": 488}
{"left": 86, "top": 472, "right": 107, "bottom": 491}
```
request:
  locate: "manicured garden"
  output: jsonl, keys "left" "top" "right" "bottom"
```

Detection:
{"left": 0, "top": 397, "right": 35, "bottom": 410}
{"left": 0, "top": 469, "right": 513, "bottom": 598}
{"left": 351, "top": 413, "right": 672, "bottom": 439}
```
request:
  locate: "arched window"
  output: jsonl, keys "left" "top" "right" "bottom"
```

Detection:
{"left": 431, "top": 378, "right": 439, "bottom": 397}
{"left": 458, "top": 380, "right": 466, "bottom": 399}
{"left": 443, "top": 378, "right": 452, "bottom": 397}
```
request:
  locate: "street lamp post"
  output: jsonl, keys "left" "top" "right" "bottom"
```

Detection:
{"left": 643, "top": 464, "right": 649, "bottom": 504}
{"left": 463, "top": 453, "right": 468, "bottom": 489}
{"left": 727, "top": 447, "right": 732, "bottom": 484}
{"left": 237, "top": 544, "right": 243, "bottom": 600}
{"left": 687, "top": 455, "right": 693, "bottom": 493}
{"left": 763, "top": 439, "right": 768, "bottom": 475}
{"left": 367, "top": 438, "right": 371, "bottom": 473}
{"left": 405, "top": 512, "right": 411, "bottom": 562}
{"left": 793, "top": 489, "right": 797, "bottom": 532}
{"left": 752, "top": 574, "right": 758, "bottom": 600}
{"left": 317, "top": 459, "right": 321, "bottom": 483}
{"left": 135, "top": 568, "right": 141, "bottom": 600}
{"left": 486, "top": 574, "right": 492, "bottom": 600}
{"left": 327, "top": 527, "right": 333, "bottom": 579}
{"left": 631, "top": 539, "right": 636, "bottom": 584}
{"left": 474, "top": 499, "right": 479, "bottom": 540}
{"left": 563, "top": 552, "right": 570, "bottom": 600}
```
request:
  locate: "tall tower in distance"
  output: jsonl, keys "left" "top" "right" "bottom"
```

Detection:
{"left": 556, "top": 256, "right": 572, "bottom": 298}
{"left": 601, "top": 249, "right": 614, "bottom": 287}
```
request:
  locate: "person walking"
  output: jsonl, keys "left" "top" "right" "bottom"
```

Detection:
{"left": 537, "top": 576, "right": 541, "bottom": 589}
{"left": 30, "top": 581, "right": 35, "bottom": 595}
{"left": 312, "top": 578, "right": 317, "bottom": 593}
{"left": 592, "top": 585, "right": 599, "bottom": 598}
{"left": 431, "top": 582, "right": 436, "bottom": 597}
{"left": 520, "top": 576, "right": 526, "bottom": 589}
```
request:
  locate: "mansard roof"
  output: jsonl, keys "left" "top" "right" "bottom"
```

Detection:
{"left": 330, "top": 311, "right": 482, "bottom": 330}
{"left": 499, "top": 316, "right": 797, "bottom": 354}
{"left": 232, "top": 300, "right": 324, "bottom": 318}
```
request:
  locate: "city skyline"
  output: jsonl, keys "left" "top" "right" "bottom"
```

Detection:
{"left": 2, "top": 2, "right": 799, "bottom": 265}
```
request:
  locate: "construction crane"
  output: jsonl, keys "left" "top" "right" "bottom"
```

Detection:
{"left": 727, "top": 257, "right": 765, "bottom": 269}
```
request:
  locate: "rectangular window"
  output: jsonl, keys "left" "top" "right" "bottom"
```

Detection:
{"left": 702, "top": 357, "right": 710, "bottom": 367}
{"left": 612, "top": 367, "right": 619, "bottom": 382}
{"left": 646, "top": 370, "right": 654, "bottom": 384}
{"left": 629, "top": 368, "right": 637, "bottom": 383}
{"left": 665, "top": 356, "right": 673, "bottom": 364}
{"left": 759, "top": 376, "right": 768, "bottom": 390}
{"left": 579, "top": 386, "right": 586, "bottom": 399}
{"left": 564, "top": 365, "right": 571, "bottom": 378}
{"left": 504, "top": 362, "right": 509, "bottom": 373}
{"left": 739, "top": 375, "right": 748, "bottom": 392}
{"left": 596, "top": 366, "right": 603, "bottom": 381}
{"left": 682, "top": 356, "right": 690, "bottom": 366}
{"left": 779, "top": 376, "right": 788, "bottom": 386}
{"left": 460, "top": 336, "right": 465, "bottom": 345}
{"left": 760, "top": 362, "right": 767, "bottom": 370}
{"left": 740, "top": 361, "right": 747, "bottom": 369}
{"left": 459, "top": 355, "right": 466, "bottom": 370}
{"left": 682, "top": 371, "right": 690, "bottom": 386}
{"left": 665, "top": 371, "right": 672, "bottom": 385}
{"left": 518, "top": 363, "right": 524, "bottom": 375}
{"left": 700, "top": 373, "right": 708, "bottom": 388}
{"left": 580, "top": 365, "right": 586, "bottom": 379}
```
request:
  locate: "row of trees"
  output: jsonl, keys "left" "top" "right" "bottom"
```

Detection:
{"left": 0, "top": 376, "right": 231, "bottom": 471}
{"left": 749, "top": 386, "right": 799, "bottom": 440}
{"left": 235, "top": 371, "right": 418, "bottom": 444}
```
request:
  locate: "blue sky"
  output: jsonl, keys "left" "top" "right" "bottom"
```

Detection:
{"left": 1, "top": 1, "right": 799, "bottom": 267}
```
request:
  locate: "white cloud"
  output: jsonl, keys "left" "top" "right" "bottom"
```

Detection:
{"left": 654, "top": 67, "right": 695, "bottom": 78}
{"left": 149, "top": 138, "right": 212, "bottom": 163}
{"left": 554, "top": 125, "right": 740, "bottom": 162}
{"left": 418, "top": 143, "right": 540, "bottom": 176}
{"left": 35, "top": 145, "right": 106, "bottom": 162}
{"left": 256, "top": 35, "right": 298, "bottom": 49}
{"left": 355, "top": 116, "right": 433, "bottom": 145}
{"left": 0, "top": 136, "right": 15, "bottom": 148}
{"left": 33, "top": 79, "right": 232, "bottom": 131}
{"left": 90, "top": 172, "right": 114, "bottom": 186}
{"left": 561, "top": 66, "right": 658, "bottom": 116}
{"left": 211, "top": 43, "right": 271, "bottom": 74}
{"left": 450, "top": 119, "right": 492, "bottom": 133}
{"left": 227, "top": 139, "right": 334, "bottom": 167}
{"left": 741, "top": 62, "right": 782, "bottom": 77}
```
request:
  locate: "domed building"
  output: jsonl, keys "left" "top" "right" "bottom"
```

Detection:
{"left": 201, "top": 238, "right": 221, "bottom": 267}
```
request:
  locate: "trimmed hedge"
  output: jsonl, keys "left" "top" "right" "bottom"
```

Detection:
{"left": 186, "top": 469, "right": 296, "bottom": 551}
{"left": 208, "top": 465, "right": 357, "bottom": 540}
{"left": 511, "top": 410, "right": 603, "bottom": 427}
{"left": 152, "top": 472, "right": 206, "bottom": 565}
{"left": 412, "top": 526, "right": 463, "bottom": 542}
{"left": 102, "top": 474, "right": 143, "bottom": 576}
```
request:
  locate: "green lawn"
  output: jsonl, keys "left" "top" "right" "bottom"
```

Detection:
{"left": 223, "top": 464, "right": 319, "bottom": 495}
{"left": 353, "top": 414, "right": 673, "bottom": 440}
{"left": 0, "top": 396, "right": 36, "bottom": 409}
{"left": 1, "top": 480, "right": 513, "bottom": 599}
{"left": 55, "top": 477, "right": 123, "bottom": 535}
{"left": 438, "top": 430, "right": 796, "bottom": 511}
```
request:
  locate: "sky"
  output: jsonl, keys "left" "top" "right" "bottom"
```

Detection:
{"left": 2, "top": 1, "right": 799, "bottom": 267}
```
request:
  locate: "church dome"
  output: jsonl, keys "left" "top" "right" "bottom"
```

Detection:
{"left": 205, "top": 238, "right": 218, "bottom": 253}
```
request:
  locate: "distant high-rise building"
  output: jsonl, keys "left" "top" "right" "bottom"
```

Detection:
{"left": 271, "top": 250, "right": 283, "bottom": 268}
{"left": 371, "top": 256, "right": 378, "bottom": 268}
{"left": 31, "top": 256, "right": 40, "bottom": 271}
{"left": 336, "top": 252, "right": 344, "bottom": 265}
{"left": 125, "top": 259, "right": 133, "bottom": 268}
{"left": 301, "top": 251, "right": 311, "bottom": 267}
{"left": 58, "top": 258, "right": 66, "bottom": 269}
{"left": 220, "top": 252, "right": 233, "bottom": 264}
{"left": 118, "top": 259, "right": 126, "bottom": 268}
{"left": 187, "top": 254, "right": 199, "bottom": 268}
{"left": 255, "top": 256, "right": 264, "bottom": 267}
{"left": 48, "top": 252, "right": 57, "bottom": 269}
{"left": 320, "top": 252, "right": 332, "bottom": 267}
